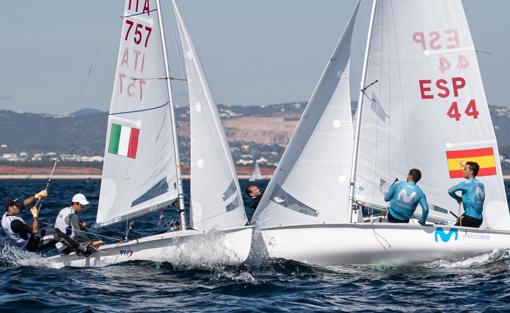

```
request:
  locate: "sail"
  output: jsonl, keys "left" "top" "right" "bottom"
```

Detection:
{"left": 251, "top": 3, "right": 359, "bottom": 228}
{"left": 249, "top": 162, "right": 262, "bottom": 182}
{"left": 353, "top": 0, "right": 510, "bottom": 229}
{"left": 96, "top": 0, "right": 179, "bottom": 227}
{"left": 173, "top": 1, "right": 247, "bottom": 230}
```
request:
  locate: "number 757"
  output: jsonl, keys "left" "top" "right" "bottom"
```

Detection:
{"left": 124, "top": 19, "right": 152, "bottom": 48}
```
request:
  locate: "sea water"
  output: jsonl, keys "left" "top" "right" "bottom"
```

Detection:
{"left": 1, "top": 179, "right": 509, "bottom": 312}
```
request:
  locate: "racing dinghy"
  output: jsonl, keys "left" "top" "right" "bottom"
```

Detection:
{"left": 251, "top": 0, "right": 510, "bottom": 265}
{"left": 46, "top": 0, "right": 252, "bottom": 268}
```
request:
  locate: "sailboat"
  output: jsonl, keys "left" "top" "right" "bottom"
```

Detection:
{"left": 45, "top": 0, "right": 252, "bottom": 268}
{"left": 251, "top": 0, "right": 510, "bottom": 265}
{"left": 249, "top": 162, "right": 262, "bottom": 182}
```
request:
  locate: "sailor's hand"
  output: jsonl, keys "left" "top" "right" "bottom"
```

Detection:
{"left": 35, "top": 190, "right": 48, "bottom": 200}
{"left": 92, "top": 240, "right": 103, "bottom": 247}
{"left": 30, "top": 206, "right": 39, "bottom": 218}
{"left": 79, "top": 221, "right": 87, "bottom": 229}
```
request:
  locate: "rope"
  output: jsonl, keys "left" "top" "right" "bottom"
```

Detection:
{"left": 38, "top": 221, "right": 123, "bottom": 242}
{"left": 93, "top": 240, "right": 125, "bottom": 255}
{"left": 35, "top": 160, "right": 58, "bottom": 214}
{"left": 370, "top": 213, "right": 392, "bottom": 251}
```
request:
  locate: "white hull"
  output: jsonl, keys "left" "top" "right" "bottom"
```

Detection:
{"left": 257, "top": 223, "right": 510, "bottom": 265}
{"left": 45, "top": 226, "right": 253, "bottom": 268}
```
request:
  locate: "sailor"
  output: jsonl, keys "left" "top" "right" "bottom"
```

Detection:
{"left": 54, "top": 193, "right": 103, "bottom": 254}
{"left": 384, "top": 168, "right": 429, "bottom": 225}
{"left": 448, "top": 161, "right": 485, "bottom": 228}
{"left": 2, "top": 191, "right": 86, "bottom": 253}
{"left": 245, "top": 184, "right": 263, "bottom": 213}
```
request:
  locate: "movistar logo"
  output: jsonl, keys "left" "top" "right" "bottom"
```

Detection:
{"left": 398, "top": 190, "right": 417, "bottom": 204}
{"left": 434, "top": 228, "right": 458, "bottom": 242}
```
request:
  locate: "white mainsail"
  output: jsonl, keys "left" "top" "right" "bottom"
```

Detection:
{"left": 249, "top": 162, "right": 262, "bottom": 182}
{"left": 96, "top": 0, "right": 179, "bottom": 227}
{"left": 252, "top": 3, "right": 359, "bottom": 228}
{"left": 173, "top": 1, "right": 248, "bottom": 230}
{"left": 353, "top": 0, "right": 509, "bottom": 229}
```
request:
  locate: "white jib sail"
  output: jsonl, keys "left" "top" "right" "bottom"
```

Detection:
{"left": 249, "top": 162, "right": 262, "bottom": 182}
{"left": 251, "top": 2, "right": 359, "bottom": 228}
{"left": 173, "top": 1, "right": 247, "bottom": 230}
{"left": 353, "top": 0, "right": 509, "bottom": 229}
{"left": 97, "top": 0, "right": 179, "bottom": 227}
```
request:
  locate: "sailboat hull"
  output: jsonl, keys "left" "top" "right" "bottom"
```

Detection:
{"left": 257, "top": 224, "right": 510, "bottom": 265}
{"left": 44, "top": 226, "right": 253, "bottom": 268}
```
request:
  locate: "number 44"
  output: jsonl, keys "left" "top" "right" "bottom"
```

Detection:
{"left": 447, "top": 99, "right": 479, "bottom": 121}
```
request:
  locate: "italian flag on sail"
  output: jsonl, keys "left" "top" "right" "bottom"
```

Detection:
{"left": 108, "top": 123, "right": 140, "bottom": 159}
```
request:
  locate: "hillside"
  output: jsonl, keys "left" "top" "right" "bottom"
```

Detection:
{"left": 1, "top": 103, "right": 510, "bottom": 168}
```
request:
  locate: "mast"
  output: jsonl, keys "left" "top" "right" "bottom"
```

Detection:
{"left": 156, "top": 0, "right": 186, "bottom": 230}
{"left": 347, "top": 0, "right": 377, "bottom": 223}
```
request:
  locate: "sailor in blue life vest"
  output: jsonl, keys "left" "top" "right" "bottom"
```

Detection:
{"left": 448, "top": 161, "right": 485, "bottom": 228}
{"left": 54, "top": 193, "right": 103, "bottom": 254}
{"left": 384, "top": 168, "right": 429, "bottom": 225}
{"left": 1, "top": 190, "right": 87, "bottom": 253}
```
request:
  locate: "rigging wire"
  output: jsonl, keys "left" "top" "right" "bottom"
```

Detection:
{"left": 365, "top": 204, "right": 392, "bottom": 251}
{"left": 38, "top": 220, "right": 123, "bottom": 242}
{"left": 35, "top": 160, "right": 58, "bottom": 215}
{"left": 165, "top": 0, "right": 189, "bottom": 109}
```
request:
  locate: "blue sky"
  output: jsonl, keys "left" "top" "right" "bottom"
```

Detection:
{"left": 0, "top": 0, "right": 508, "bottom": 115}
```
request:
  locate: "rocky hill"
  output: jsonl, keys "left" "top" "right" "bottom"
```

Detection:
{"left": 1, "top": 103, "right": 510, "bottom": 162}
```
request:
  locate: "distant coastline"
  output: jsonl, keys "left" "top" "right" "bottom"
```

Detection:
{"left": 0, "top": 174, "right": 273, "bottom": 180}
{"left": 0, "top": 174, "right": 508, "bottom": 180}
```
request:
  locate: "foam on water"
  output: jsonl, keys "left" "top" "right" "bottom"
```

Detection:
{"left": 0, "top": 242, "right": 47, "bottom": 267}
{"left": 169, "top": 229, "right": 243, "bottom": 268}
{"left": 1, "top": 179, "right": 510, "bottom": 312}
{"left": 425, "top": 249, "right": 510, "bottom": 269}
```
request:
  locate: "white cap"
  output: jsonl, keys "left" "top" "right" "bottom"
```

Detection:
{"left": 72, "top": 193, "right": 90, "bottom": 206}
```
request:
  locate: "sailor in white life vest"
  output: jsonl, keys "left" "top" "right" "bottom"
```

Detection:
{"left": 2, "top": 190, "right": 86, "bottom": 253}
{"left": 54, "top": 193, "right": 103, "bottom": 254}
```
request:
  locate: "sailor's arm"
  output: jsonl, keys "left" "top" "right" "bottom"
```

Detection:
{"left": 448, "top": 182, "right": 465, "bottom": 203}
{"left": 10, "top": 219, "right": 32, "bottom": 235}
{"left": 384, "top": 183, "right": 396, "bottom": 202}
{"left": 418, "top": 193, "right": 429, "bottom": 224}
{"left": 23, "top": 190, "right": 48, "bottom": 207}
{"left": 29, "top": 206, "right": 40, "bottom": 234}
{"left": 69, "top": 214, "right": 91, "bottom": 242}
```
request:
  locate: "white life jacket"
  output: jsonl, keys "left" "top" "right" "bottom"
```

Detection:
{"left": 1, "top": 212, "right": 31, "bottom": 248}
{"left": 54, "top": 207, "right": 75, "bottom": 237}
{"left": 54, "top": 207, "right": 75, "bottom": 252}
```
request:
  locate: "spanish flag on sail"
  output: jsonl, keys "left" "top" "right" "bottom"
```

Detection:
{"left": 446, "top": 147, "right": 496, "bottom": 178}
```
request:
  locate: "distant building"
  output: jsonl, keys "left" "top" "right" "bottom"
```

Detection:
{"left": 237, "top": 159, "right": 254, "bottom": 165}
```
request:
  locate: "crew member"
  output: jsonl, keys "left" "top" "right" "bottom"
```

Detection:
{"left": 384, "top": 168, "right": 429, "bottom": 225}
{"left": 2, "top": 191, "right": 86, "bottom": 253}
{"left": 54, "top": 193, "right": 103, "bottom": 254}
{"left": 245, "top": 184, "right": 263, "bottom": 213}
{"left": 448, "top": 161, "right": 485, "bottom": 228}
